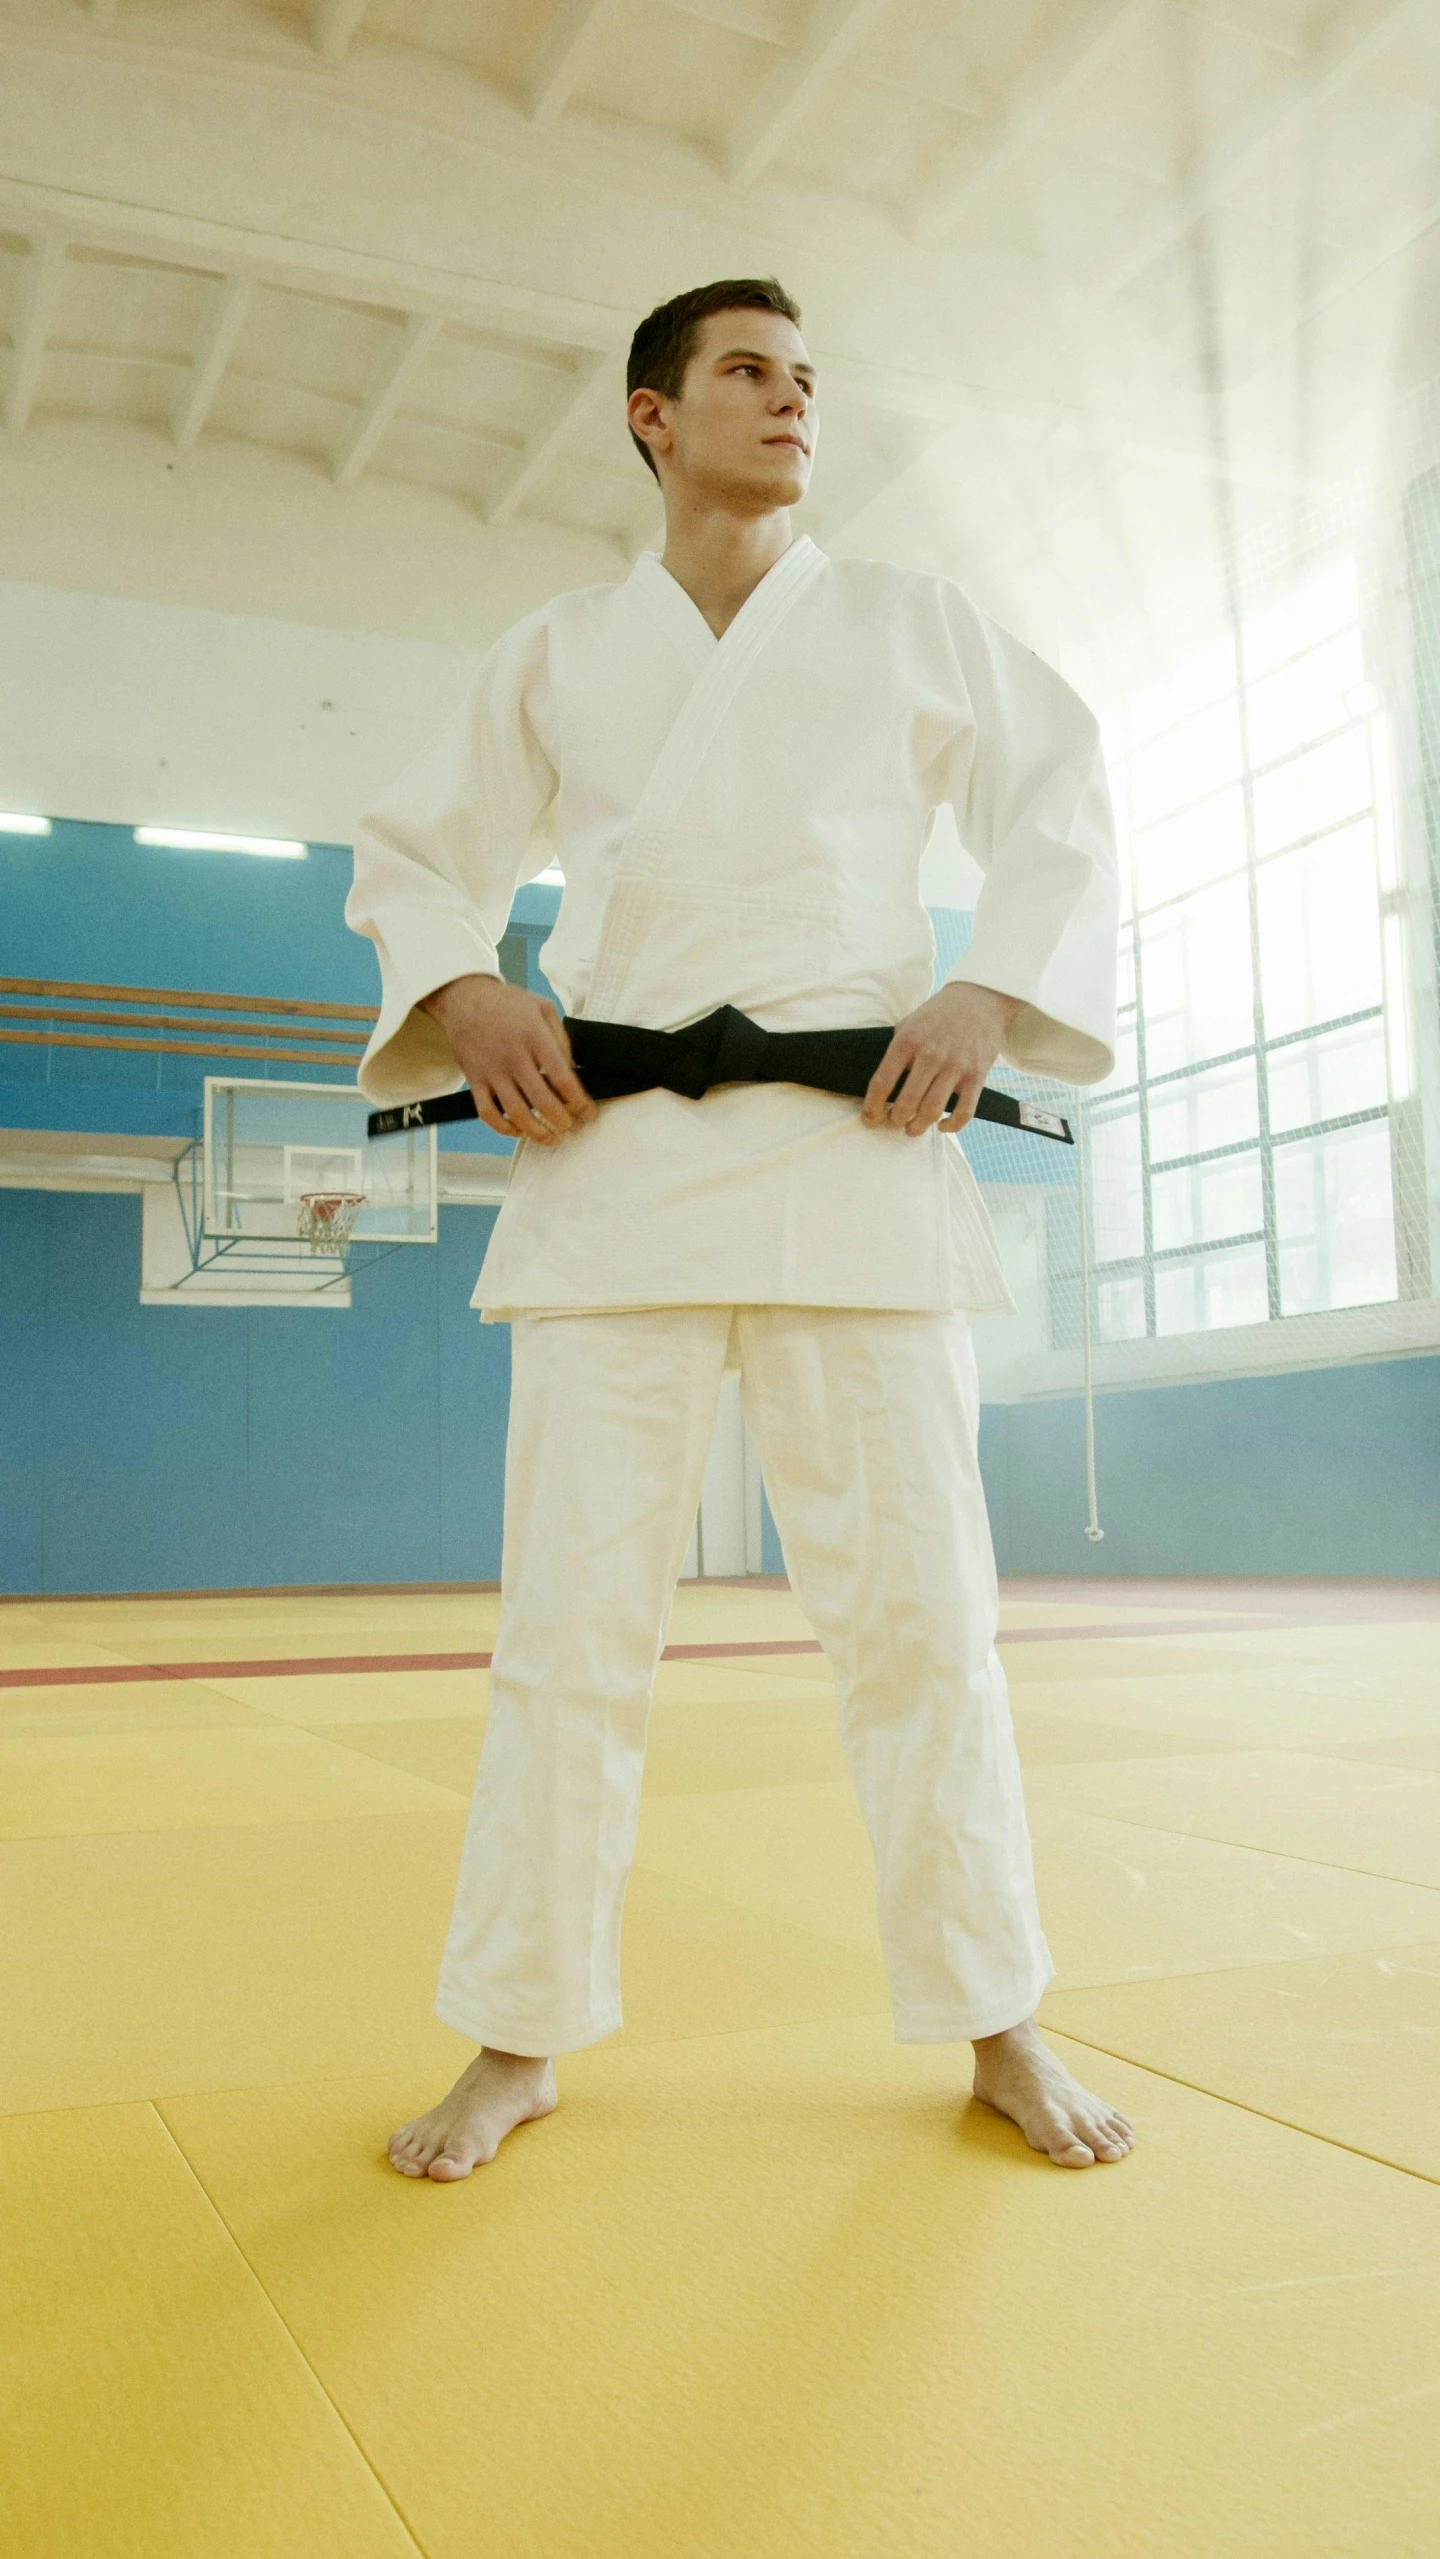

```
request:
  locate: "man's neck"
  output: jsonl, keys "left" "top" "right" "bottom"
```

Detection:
{"left": 657, "top": 501, "right": 796, "bottom": 640}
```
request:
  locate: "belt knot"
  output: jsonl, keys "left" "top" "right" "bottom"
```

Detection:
{"left": 708, "top": 1006, "right": 779, "bottom": 1085}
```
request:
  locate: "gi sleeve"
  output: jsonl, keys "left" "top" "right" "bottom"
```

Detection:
{"left": 345, "top": 610, "right": 557, "bottom": 1106}
{"left": 935, "top": 591, "right": 1120, "bottom": 1083}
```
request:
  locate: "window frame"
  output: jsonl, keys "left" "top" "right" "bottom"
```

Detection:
{"left": 1090, "top": 585, "right": 1395, "bottom": 1343}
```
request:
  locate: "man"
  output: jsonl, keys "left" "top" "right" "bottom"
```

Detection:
{"left": 349, "top": 277, "right": 1133, "bottom": 2181}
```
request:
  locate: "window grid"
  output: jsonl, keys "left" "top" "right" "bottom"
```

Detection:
{"left": 1090, "top": 583, "right": 1391, "bottom": 1343}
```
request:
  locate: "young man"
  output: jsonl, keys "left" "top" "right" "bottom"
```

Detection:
{"left": 349, "top": 277, "right": 1133, "bottom": 2181}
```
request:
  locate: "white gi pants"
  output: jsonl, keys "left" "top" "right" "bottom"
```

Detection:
{"left": 435, "top": 1305, "right": 1053, "bottom": 2055}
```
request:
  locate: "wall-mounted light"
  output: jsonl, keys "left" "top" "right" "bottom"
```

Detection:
{"left": 134, "top": 827, "right": 307, "bottom": 859}
{"left": 0, "top": 812, "right": 51, "bottom": 835}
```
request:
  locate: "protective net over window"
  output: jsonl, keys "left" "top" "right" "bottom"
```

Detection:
{"left": 943, "top": 381, "right": 1440, "bottom": 1501}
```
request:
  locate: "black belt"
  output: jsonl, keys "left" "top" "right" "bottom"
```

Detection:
{"left": 366, "top": 1005, "right": 1072, "bottom": 1144}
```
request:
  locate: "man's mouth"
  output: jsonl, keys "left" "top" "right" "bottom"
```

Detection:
{"left": 766, "top": 435, "right": 809, "bottom": 453}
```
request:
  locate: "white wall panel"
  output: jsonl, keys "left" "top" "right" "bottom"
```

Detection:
{"left": 0, "top": 577, "right": 481, "bottom": 842}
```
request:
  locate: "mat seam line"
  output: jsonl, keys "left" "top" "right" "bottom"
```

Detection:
{"left": 1045, "top": 1937, "right": 1440, "bottom": 1997}
{"left": 146, "top": 2100, "right": 433, "bottom": 2559}
{"left": 256, "top": 1725, "right": 477, "bottom": 1790}
{"left": 1041, "top": 1802, "right": 1440, "bottom": 1895}
{"left": 1044, "top": 2027, "right": 1440, "bottom": 2187}
{"left": 0, "top": 1807, "right": 471, "bottom": 1846}
{"left": 0, "top": 1617, "right": 1303, "bottom": 1690}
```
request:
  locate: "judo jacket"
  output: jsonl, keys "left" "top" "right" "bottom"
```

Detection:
{"left": 346, "top": 536, "right": 1120, "bottom": 1318}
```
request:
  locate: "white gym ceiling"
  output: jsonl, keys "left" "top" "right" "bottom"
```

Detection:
{"left": 0, "top": 0, "right": 1436, "bottom": 690}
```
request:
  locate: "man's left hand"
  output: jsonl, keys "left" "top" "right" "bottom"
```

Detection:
{"left": 861, "top": 982, "right": 1022, "bottom": 1137}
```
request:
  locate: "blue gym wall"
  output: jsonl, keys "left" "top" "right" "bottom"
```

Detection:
{"left": 3, "top": 817, "right": 1436, "bottom": 1590}
{"left": 979, "top": 1360, "right": 1440, "bottom": 1581}
{"left": 0, "top": 815, "right": 781, "bottom": 1592}
{"left": 1, "top": 1189, "right": 511, "bottom": 1593}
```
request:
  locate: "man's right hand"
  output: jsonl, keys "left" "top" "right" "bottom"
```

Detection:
{"left": 420, "top": 974, "right": 598, "bottom": 1148}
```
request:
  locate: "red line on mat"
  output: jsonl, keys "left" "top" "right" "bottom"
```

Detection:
{"left": 0, "top": 1617, "right": 1280, "bottom": 1691}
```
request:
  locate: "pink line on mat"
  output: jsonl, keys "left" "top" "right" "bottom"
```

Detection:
{"left": 0, "top": 1617, "right": 1283, "bottom": 1692}
{"left": 0, "top": 1651, "right": 500, "bottom": 1690}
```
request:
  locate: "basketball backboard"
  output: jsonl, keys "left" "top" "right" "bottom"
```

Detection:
{"left": 201, "top": 1078, "right": 436, "bottom": 1248}
{"left": 140, "top": 1078, "right": 438, "bottom": 1303}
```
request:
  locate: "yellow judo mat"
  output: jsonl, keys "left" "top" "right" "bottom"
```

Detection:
{"left": 3, "top": 1577, "right": 1439, "bottom": 2557}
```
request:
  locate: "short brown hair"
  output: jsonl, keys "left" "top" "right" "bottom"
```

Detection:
{"left": 626, "top": 277, "right": 803, "bottom": 479}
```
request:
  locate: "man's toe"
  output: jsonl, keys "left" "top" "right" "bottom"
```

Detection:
{"left": 1036, "top": 2107, "right": 1095, "bottom": 2165}
{"left": 1055, "top": 2135, "right": 1096, "bottom": 2166}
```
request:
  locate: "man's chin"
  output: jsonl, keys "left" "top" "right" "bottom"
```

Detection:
{"left": 690, "top": 459, "right": 810, "bottom": 513}
{"left": 736, "top": 465, "right": 811, "bottom": 512}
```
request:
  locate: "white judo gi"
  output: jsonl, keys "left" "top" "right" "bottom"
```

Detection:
{"left": 348, "top": 535, "right": 1119, "bottom": 2053}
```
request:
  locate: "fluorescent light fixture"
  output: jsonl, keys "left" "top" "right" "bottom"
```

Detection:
{"left": 134, "top": 826, "right": 306, "bottom": 859}
{"left": 0, "top": 811, "right": 51, "bottom": 835}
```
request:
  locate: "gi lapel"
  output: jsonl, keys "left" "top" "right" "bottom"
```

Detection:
{"left": 582, "top": 536, "right": 828, "bottom": 1021}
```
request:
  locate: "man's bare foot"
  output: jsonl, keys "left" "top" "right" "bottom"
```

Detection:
{"left": 388, "top": 2048, "right": 557, "bottom": 2182}
{"left": 971, "top": 2016, "right": 1134, "bottom": 2168}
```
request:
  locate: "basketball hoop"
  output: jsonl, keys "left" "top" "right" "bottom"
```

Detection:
{"left": 297, "top": 1191, "right": 365, "bottom": 1254}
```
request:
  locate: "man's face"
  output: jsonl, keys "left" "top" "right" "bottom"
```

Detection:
{"left": 634, "top": 307, "right": 817, "bottom": 510}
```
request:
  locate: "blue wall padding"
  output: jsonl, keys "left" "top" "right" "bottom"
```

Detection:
{"left": 5, "top": 821, "right": 375, "bottom": 1002}
{"left": 0, "top": 825, "right": 566, "bottom": 1147}
{"left": 928, "top": 905, "right": 973, "bottom": 984}
{"left": 2, "top": 1190, "right": 511, "bottom": 1594}
{"left": 2, "top": 818, "right": 565, "bottom": 1007}
{"left": 983, "top": 1356, "right": 1440, "bottom": 1580}
{"left": 9, "top": 821, "right": 1431, "bottom": 1592}
{"left": 1, "top": 1184, "right": 784, "bottom": 1595}
{"left": 927, "top": 903, "right": 1076, "bottom": 1190}
{"left": 0, "top": 1190, "right": 46, "bottom": 1593}
{"left": 0, "top": 1058, "right": 354, "bottom": 1141}
{"left": 3, "top": 818, "right": 370, "bottom": 1140}
{"left": 5, "top": 1184, "right": 1435, "bottom": 1590}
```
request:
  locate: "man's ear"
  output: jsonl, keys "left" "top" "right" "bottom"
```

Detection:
{"left": 627, "top": 386, "right": 669, "bottom": 464}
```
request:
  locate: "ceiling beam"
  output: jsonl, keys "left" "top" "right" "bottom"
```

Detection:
{"left": 816, "top": 346, "right": 1097, "bottom": 438}
{"left": 172, "top": 275, "right": 253, "bottom": 453}
{"left": 0, "top": 175, "right": 1322, "bottom": 499}
{"left": 620, "top": 500, "right": 666, "bottom": 563}
{"left": 986, "top": 427, "right": 1333, "bottom": 591}
{"left": 727, "top": 0, "right": 888, "bottom": 189}
{"left": 819, "top": 397, "right": 1326, "bottom": 560}
{"left": 1100, "top": 435, "right": 1329, "bottom": 499}
{"left": 1094, "top": 0, "right": 1426, "bottom": 303}
{"left": 334, "top": 310, "right": 443, "bottom": 486}
{"left": 527, "top": 0, "right": 626, "bottom": 125}
{"left": 3, "top": 235, "right": 66, "bottom": 434}
{"left": 485, "top": 349, "right": 619, "bottom": 525}
{"left": 915, "top": 0, "right": 1152, "bottom": 246}
{"left": 0, "top": 177, "right": 634, "bottom": 356}
{"left": 44, "top": 340, "right": 522, "bottom": 452}
{"left": 813, "top": 426, "right": 958, "bottom": 547}
{"left": 670, "top": 0, "right": 789, "bottom": 37}
{"left": 1246, "top": 185, "right": 1440, "bottom": 378}
{"left": 312, "top": 0, "right": 371, "bottom": 60}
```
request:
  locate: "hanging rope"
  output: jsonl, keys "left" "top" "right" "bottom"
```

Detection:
{"left": 1074, "top": 1086, "right": 1105, "bottom": 1543}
